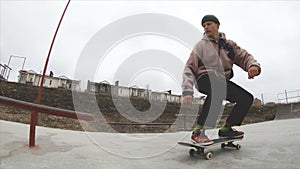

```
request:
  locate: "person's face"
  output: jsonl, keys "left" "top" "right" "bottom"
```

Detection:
{"left": 202, "top": 21, "right": 219, "bottom": 38}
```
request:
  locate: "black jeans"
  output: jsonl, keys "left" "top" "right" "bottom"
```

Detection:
{"left": 196, "top": 74, "right": 253, "bottom": 127}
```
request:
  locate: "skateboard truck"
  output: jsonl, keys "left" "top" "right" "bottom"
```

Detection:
{"left": 179, "top": 137, "right": 243, "bottom": 160}
{"left": 189, "top": 147, "right": 214, "bottom": 160}
{"left": 221, "top": 141, "right": 241, "bottom": 150}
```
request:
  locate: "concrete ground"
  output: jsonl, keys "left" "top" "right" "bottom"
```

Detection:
{"left": 1, "top": 119, "right": 300, "bottom": 169}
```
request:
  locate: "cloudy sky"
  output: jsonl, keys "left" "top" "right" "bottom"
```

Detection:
{"left": 1, "top": 1, "right": 300, "bottom": 103}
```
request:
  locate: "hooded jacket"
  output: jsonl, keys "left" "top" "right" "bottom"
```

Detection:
{"left": 182, "top": 32, "right": 261, "bottom": 96}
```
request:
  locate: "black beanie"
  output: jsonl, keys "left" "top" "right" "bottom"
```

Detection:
{"left": 201, "top": 15, "right": 220, "bottom": 26}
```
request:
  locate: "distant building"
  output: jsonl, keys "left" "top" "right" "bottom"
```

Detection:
{"left": 129, "top": 85, "right": 148, "bottom": 98}
{"left": 0, "top": 64, "right": 5, "bottom": 80}
{"left": 18, "top": 70, "right": 81, "bottom": 91}
{"left": 154, "top": 90, "right": 182, "bottom": 103}
{"left": 150, "top": 91, "right": 168, "bottom": 102}
{"left": 168, "top": 94, "right": 182, "bottom": 103}
{"left": 86, "top": 80, "right": 203, "bottom": 104}
{"left": 87, "top": 81, "right": 151, "bottom": 99}
{"left": 87, "top": 80, "right": 111, "bottom": 93}
{"left": 193, "top": 96, "right": 206, "bottom": 105}
{"left": 115, "top": 85, "right": 130, "bottom": 97}
{"left": 0, "top": 64, "right": 12, "bottom": 81}
{"left": 149, "top": 90, "right": 182, "bottom": 103}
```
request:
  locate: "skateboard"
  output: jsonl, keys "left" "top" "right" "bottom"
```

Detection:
{"left": 178, "top": 137, "right": 243, "bottom": 160}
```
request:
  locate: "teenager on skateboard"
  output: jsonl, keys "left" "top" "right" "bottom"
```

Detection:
{"left": 182, "top": 15, "right": 261, "bottom": 145}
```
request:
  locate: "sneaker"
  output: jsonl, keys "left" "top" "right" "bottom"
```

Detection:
{"left": 218, "top": 127, "right": 244, "bottom": 139}
{"left": 191, "top": 129, "right": 214, "bottom": 145}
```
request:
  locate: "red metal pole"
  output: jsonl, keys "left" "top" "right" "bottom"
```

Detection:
{"left": 29, "top": 0, "right": 72, "bottom": 147}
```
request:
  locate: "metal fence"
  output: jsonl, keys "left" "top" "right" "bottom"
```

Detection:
{"left": 277, "top": 90, "right": 300, "bottom": 104}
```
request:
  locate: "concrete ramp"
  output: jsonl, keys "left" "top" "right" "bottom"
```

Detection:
{"left": 1, "top": 119, "right": 300, "bottom": 169}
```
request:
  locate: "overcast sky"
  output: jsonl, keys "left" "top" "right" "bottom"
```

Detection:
{"left": 1, "top": 1, "right": 300, "bottom": 103}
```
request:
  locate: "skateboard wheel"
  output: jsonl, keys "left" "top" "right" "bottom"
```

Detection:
{"left": 189, "top": 149, "right": 196, "bottom": 156}
{"left": 236, "top": 144, "right": 241, "bottom": 150}
{"left": 205, "top": 152, "right": 213, "bottom": 160}
{"left": 221, "top": 143, "right": 226, "bottom": 148}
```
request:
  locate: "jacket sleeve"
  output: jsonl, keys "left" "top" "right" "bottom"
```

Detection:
{"left": 229, "top": 40, "right": 261, "bottom": 73}
{"left": 182, "top": 46, "right": 201, "bottom": 97}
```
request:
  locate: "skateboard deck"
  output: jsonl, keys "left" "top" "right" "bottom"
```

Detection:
{"left": 178, "top": 137, "right": 243, "bottom": 160}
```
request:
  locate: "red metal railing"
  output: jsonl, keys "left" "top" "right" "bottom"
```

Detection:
{"left": 0, "top": 96, "right": 94, "bottom": 146}
{"left": 0, "top": 96, "right": 93, "bottom": 121}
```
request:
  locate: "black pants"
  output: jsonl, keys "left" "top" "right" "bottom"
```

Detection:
{"left": 196, "top": 74, "right": 253, "bottom": 127}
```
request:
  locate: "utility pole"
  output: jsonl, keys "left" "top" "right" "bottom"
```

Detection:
{"left": 285, "top": 90, "right": 289, "bottom": 104}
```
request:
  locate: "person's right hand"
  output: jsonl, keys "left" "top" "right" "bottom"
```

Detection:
{"left": 182, "top": 95, "right": 193, "bottom": 105}
{"left": 248, "top": 66, "right": 260, "bottom": 79}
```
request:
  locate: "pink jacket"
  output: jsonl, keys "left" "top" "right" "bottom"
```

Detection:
{"left": 182, "top": 33, "right": 261, "bottom": 96}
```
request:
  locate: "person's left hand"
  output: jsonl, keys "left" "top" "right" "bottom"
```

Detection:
{"left": 248, "top": 66, "right": 260, "bottom": 79}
